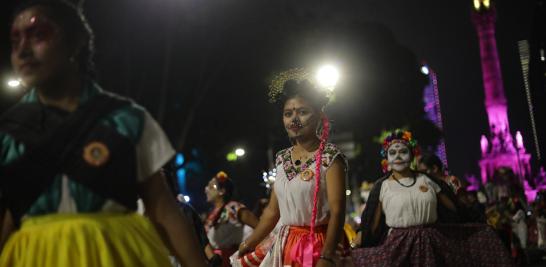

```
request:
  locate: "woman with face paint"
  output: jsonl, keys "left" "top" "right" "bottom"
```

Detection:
{"left": 203, "top": 171, "right": 259, "bottom": 266}
{"left": 0, "top": 1, "right": 207, "bottom": 266}
{"left": 352, "top": 130, "right": 514, "bottom": 267}
{"left": 237, "top": 76, "right": 349, "bottom": 267}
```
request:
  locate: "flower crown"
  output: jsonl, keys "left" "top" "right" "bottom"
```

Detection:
{"left": 379, "top": 129, "right": 420, "bottom": 172}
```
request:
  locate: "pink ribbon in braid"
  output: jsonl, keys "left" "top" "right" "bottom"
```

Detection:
{"left": 310, "top": 114, "right": 329, "bottom": 241}
{"left": 289, "top": 115, "right": 330, "bottom": 267}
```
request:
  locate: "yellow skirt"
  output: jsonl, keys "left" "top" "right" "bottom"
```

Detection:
{"left": 0, "top": 212, "right": 172, "bottom": 267}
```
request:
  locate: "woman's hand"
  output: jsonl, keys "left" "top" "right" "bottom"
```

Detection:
{"left": 237, "top": 239, "right": 257, "bottom": 257}
{"left": 351, "top": 231, "right": 362, "bottom": 248}
{"left": 237, "top": 189, "right": 280, "bottom": 257}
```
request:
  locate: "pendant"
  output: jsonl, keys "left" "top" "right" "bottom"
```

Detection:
{"left": 419, "top": 185, "right": 429, "bottom": 192}
{"left": 300, "top": 169, "right": 314, "bottom": 181}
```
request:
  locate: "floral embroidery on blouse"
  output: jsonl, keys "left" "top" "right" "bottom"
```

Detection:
{"left": 275, "top": 143, "right": 344, "bottom": 181}
{"left": 205, "top": 201, "right": 245, "bottom": 231}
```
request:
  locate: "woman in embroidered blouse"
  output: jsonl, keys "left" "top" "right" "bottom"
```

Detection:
{"left": 204, "top": 171, "right": 259, "bottom": 266}
{"left": 238, "top": 78, "right": 348, "bottom": 267}
{"left": 352, "top": 130, "right": 514, "bottom": 267}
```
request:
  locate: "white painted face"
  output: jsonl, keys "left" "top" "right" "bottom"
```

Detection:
{"left": 387, "top": 142, "right": 412, "bottom": 172}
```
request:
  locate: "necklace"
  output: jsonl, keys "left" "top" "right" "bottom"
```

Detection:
{"left": 291, "top": 144, "right": 318, "bottom": 167}
{"left": 391, "top": 174, "right": 416, "bottom": 188}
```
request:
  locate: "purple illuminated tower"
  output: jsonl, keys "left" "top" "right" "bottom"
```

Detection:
{"left": 421, "top": 64, "right": 448, "bottom": 168}
{"left": 471, "top": 0, "right": 532, "bottom": 189}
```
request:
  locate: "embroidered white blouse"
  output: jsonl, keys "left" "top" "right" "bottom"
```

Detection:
{"left": 274, "top": 143, "right": 347, "bottom": 227}
{"left": 379, "top": 174, "right": 441, "bottom": 228}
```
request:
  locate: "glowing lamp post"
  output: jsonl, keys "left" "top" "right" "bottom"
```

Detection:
{"left": 420, "top": 65, "right": 430, "bottom": 75}
{"left": 473, "top": 0, "right": 491, "bottom": 11}
{"left": 235, "top": 148, "right": 246, "bottom": 157}
{"left": 6, "top": 78, "right": 22, "bottom": 91}
{"left": 227, "top": 148, "right": 246, "bottom": 162}
{"left": 316, "top": 65, "right": 340, "bottom": 91}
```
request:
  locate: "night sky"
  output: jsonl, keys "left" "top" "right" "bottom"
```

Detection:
{"left": 0, "top": 0, "right": 540, "bottom": 211}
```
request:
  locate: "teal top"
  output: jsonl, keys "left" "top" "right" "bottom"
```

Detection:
{"left": 0, "top": 82, "right": 175, "bottom": 217}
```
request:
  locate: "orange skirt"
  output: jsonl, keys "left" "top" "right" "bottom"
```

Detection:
{"left": 282, "top": 225, "right": 352, "bottom": 267}
{"left": 282, "top": 225, "right": 327, "bottom": 267}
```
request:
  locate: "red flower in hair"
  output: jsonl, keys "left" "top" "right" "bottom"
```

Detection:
{"left": 381, "top": 159, "right": 389, "bottom": 173}
{"left": 215, "top": 171, "right": 229, "bottom": 183}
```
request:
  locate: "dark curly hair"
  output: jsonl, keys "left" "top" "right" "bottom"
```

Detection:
{"left": 12, "top": 0, "right": 96, "bottom": 78}
{"left": 419, "top": 152, "right": 444, "bottom": 173}
{"left": 277, "top": 79, "right": 329, "bottom": 112}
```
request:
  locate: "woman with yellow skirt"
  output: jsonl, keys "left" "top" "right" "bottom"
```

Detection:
{"left": 0, "top": 1, "right": 207, "bottom": 266}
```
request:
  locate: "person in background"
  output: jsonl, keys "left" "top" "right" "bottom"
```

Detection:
{"left": 417, "top": 152, "right": 462, "bottom": 194}
{"left": 205, "top": 171, "right": 259, "bottom": 266}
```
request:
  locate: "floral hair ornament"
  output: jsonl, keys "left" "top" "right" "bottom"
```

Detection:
{"left": 215, "top": 171, "right": 229, "bottom": 183}
{"left": 379, "top": 129, "right": 421, "bottom": 173}
{"left": 268, "top": 68, "right": 311, "bottom": 103}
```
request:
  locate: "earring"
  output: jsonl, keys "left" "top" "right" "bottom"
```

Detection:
{"left": 315, "top": 120, "right": 324, "bottom": 138}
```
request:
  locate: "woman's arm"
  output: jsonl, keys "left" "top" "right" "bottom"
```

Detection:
{"left": 319, "top": 158, "right": 347, "bottom": 265}
{"left": 438, "top": 193, "right": 457, "bottom": 212}
{"left": 238, "top": 208, "right": 259, "bottom": 228}
{"left": 371, "top": 202, "right": 383, "bottom": 234}
{"left": 238, "top": 189, "right": 280, "bottom": 256}
{"left": 138, "top": 171, "right": 208, "bottom": 267}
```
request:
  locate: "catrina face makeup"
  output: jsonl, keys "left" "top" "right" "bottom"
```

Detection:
{"left": 387, "top": 142, "right": 412, "bottom": 172}
{"left": 10, "top": 6, "right": 74, "bottom": 88}
{"left": 283, "top": 96, "right": 319, "bottom": 140}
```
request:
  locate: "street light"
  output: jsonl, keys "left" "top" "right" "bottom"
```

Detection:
{"left": 7, "top": 79, "right": 22, "bottom": 90}
{"left": 235, "top": 148, "right": 245, "bottom": 157}
{"left": 420, "top": 65, "right": 430, "bottom": 75}
{"left": 227, "top": 148, "right": 245, "bottom": 162}
{"left": 316, "top": 65, "right": 339, "bottom": 91}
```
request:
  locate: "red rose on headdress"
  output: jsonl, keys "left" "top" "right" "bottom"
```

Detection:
{"left": 381, "top": 159, "right": 389, "bottom": 173}
{"left": 402, "top": 131, "right": 412, "bottom": 141}
{"left": 215, "top": 171, "right": 229, "bottom": 183}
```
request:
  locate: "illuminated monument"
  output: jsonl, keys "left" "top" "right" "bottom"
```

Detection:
{"left": 471, "top": 0, "right": 532, "bottom": 188}
{"left": 421, "top": 64, "right": 448, "bottom": 168}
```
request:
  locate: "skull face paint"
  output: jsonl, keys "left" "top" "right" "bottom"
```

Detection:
{"left": 283, "top": 96, "right": 318, "bottom": 139}
{"left": 387, "top": 142, "right": 412, "bottom": 172}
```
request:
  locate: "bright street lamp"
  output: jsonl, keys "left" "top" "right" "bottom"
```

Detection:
{"left": 7, "top": 79, "right": 22, "bottom": 89}
{"left": 316, "top": 65, "right": 339, "bottom": 91}
{"left": 235, "top": 148, "right": 245, "bottom": 157}
{"left": 420, "top": 65, "right": 430, "bottom": 75}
